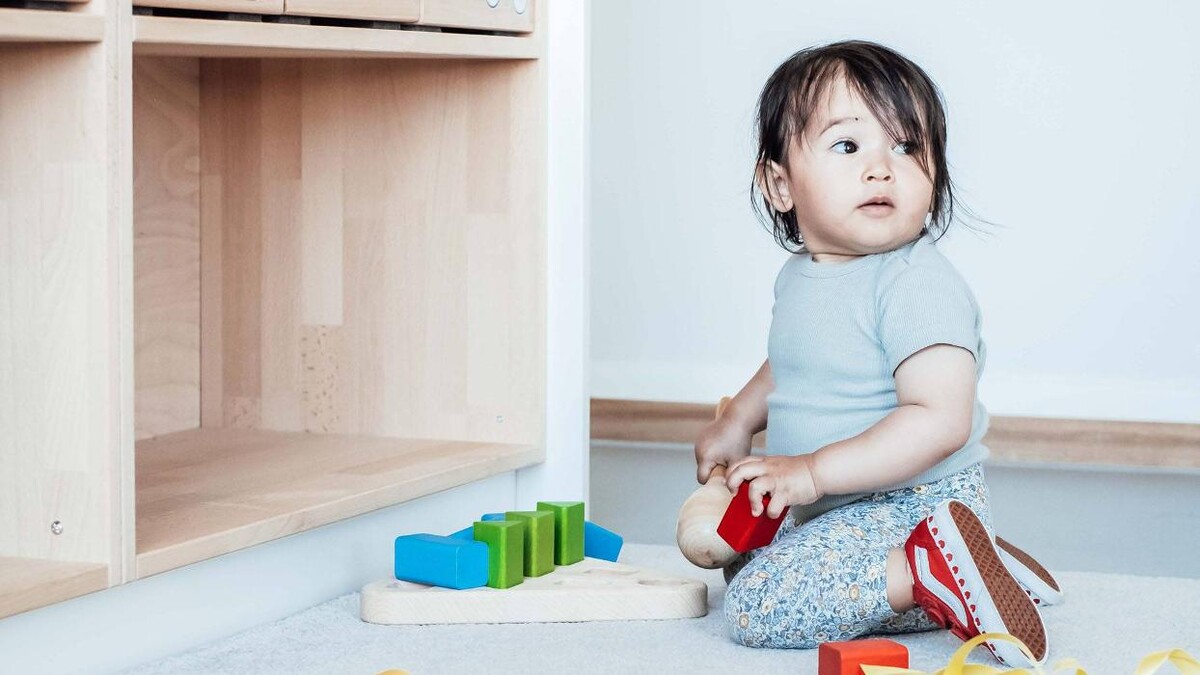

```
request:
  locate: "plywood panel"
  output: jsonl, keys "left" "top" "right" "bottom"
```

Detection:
{"left": 0, "top": 44, "right": 115, "bottom": 569}
{"left": 197, "top": 59, "right": 545, "bottom": 446}
{"left": 133, "top": 57, "right": 201, "bottom": 440}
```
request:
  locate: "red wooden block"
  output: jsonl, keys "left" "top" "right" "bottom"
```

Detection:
{"left": 716, "top": 481, "right": 789, "bottom": 552}
{"left": 818, "top": 639, "right": 909, "bottom": 675}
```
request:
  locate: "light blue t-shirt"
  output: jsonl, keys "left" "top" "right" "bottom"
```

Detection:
{"left": 766, "top": 231, "right": 991, "bottom": 523}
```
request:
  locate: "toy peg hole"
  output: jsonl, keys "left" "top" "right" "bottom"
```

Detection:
{"left": 637, "top": 579, "right": 688, "bottom": 587}
{"left": 582, "top": 568, "right": 637, "bottom": 576}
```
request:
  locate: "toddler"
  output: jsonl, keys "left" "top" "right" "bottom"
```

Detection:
{"left": 692, "top": 40, "right": 1060, "bottom": 667}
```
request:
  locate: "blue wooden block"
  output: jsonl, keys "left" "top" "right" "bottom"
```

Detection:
{"left": 448, "top": 526, "right": 475, "bottom": 541}
{"left": 481, "top": 513, "right": 505, "bottom": 521}
{"left": 394, "top": 534, "right": 488, "bottom": 589}
{"left": 584, "top": 520, "right": 623, "bottom": 562}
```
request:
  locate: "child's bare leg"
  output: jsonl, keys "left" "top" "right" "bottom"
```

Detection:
{"left": 886, "top": 546, "right": 915, "bottom": 612}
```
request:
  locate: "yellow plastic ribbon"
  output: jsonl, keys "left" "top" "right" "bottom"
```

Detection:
{"left": 1134, "top": 649, "right": 1200, "bottom": 675}
{"left": 860, "top": 632, "right": 1198, "bottom": 675}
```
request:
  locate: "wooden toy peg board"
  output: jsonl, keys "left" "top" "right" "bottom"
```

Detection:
{"left": 360, "top": 557, "right": 708, "bottom": 625}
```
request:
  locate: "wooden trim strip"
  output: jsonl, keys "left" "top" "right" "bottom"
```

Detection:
{"left": 590, "top": 398, "right": 1200, "bottom": 469}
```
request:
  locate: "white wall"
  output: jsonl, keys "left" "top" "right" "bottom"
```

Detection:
{"left": 590, "top": 1, "right": 1200, "bottom": 424}
{"left": 0, "top": 1, "right": 590, "bottom": 671}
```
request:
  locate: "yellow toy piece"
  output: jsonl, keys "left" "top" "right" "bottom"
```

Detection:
{"left": 860, "top": 632, "right": 1198, "bottom": 675}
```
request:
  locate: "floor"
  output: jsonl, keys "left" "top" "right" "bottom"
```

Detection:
{"left": 119, "top": 544, "right": 1200, "bottom": 674}
{"left": 589, "top": 441, "right": 1200, "bottom": 579}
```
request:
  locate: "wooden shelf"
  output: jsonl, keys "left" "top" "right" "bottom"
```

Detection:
{"left": 0, "top": 558, "right": 109, "bottom": 618}
{"left": 135, "top": 428, "right": 543, "bottom": 578}
{"left": 0, "top": 8, "right": 106, "bottom": 43}
{"left": 132, "top": 15, "right": 541, "bottom": 59}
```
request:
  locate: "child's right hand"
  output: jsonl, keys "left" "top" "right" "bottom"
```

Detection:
{"left": 693, "top": 414, "right": 753, "bottom": 485}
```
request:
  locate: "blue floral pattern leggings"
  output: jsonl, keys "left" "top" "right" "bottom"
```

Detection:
{"left": 722, "top": 463, "right": 993, "bottom": 649}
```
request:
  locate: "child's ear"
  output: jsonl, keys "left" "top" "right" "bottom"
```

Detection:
{"left": 756, "top": 160, "right": 794, "bottom": 214}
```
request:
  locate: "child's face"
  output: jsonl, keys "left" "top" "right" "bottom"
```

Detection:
{"left": 761, "top": 76, "right": 935, "bottom": 262}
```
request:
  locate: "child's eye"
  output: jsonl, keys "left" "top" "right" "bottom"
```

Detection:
{"left": 832, "top": 140, "right": 858, "bottom": 154}
{"left": 893, "top": 140, "right": 918, "bottom": 155}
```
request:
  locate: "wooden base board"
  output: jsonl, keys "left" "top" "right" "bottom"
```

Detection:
{"left": 360, "top": 557, "right": 708, "bottom": 625}
{"left": 591, "top": 398, "right": 1200, "bottom": 469}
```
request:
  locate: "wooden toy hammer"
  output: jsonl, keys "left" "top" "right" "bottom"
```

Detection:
{"left": 674, "top": 397, "right": 739, "bottom": 569}
{"left": 676, "top": 397, "right": 789, "bottom": 569}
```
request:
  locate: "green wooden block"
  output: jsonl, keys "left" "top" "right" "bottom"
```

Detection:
{"left": 537, "top": 501, "right": 585, "bottom": 566}
{"left": 504, "top": 510, "right": 555, "bottom": 577}
{"left": 473, "top": 520, "right": 525, "bottom": 589}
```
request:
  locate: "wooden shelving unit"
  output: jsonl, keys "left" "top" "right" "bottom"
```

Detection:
{"left": 2, "top": 0, "right": 547, "bottom": 620}
{"left": 135, "top": 429, "right": 540, "bottom": 577}
{"left": 0, "top": 8, "right": 106, "bottom": 42}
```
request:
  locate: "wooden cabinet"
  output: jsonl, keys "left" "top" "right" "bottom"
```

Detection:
{"left": 2, "top": 0, "right": 545, "bottom": 619}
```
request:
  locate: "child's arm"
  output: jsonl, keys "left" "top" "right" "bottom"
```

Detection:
{"left": 724, "top": 358, "right": 773, "bottom": 435}
{"left": 809, "top": 343, "right": 977, "bottom": 495}
{"left": 725, "top": 344, "right": 976, "bottom": 516}
{"left": 693, "top": 358, "right": 772, "bottom": 483}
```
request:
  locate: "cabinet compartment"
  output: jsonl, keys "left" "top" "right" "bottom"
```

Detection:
{"left": 0, "top": 42, "right": 119, "bottom": 618}
{"left": 132, "top": 56, "right": 545, "bottom": 578}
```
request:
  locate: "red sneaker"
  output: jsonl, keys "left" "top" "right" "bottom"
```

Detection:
{"left": 996, "top": 536, "right": 1064, "bottom": 607}
{"left": 905, "top": 499, "right": 1049, "bottom": 667}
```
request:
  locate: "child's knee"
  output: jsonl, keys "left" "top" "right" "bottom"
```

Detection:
{"left": 723, "top": 574, "right": 831, "bottom": 649}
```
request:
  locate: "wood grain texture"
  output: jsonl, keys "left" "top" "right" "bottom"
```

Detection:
{"left": 360, "top": 556, "right": 707, "bottom": 625}
{"left": 0, "top": 40, "right": 120, "bottom": 618}
{"left": 135, "top": 428, "right": 542, "bottom": 577}
{"left": 132, "top": 16, "right": 542, "bottom": 59}
{"left": 180, "top": 59, "right": 545, "bottom": 446}
{"left": 0, "top": 557, "right": 108, "bottom": 619}
{"left": 0, "top": 8, "right": 106, "bottom": 42}
{"left": 0, "top": 44, "right": 114, "bottom": 565}
{"left": 131, "top": 53, "right": 546, "bottom": 578}
{"left": 133, "top": 57, "right": 201, "bottom": 439}
{"left": 590, "top": 399, "right": 1200, "bottom": 469}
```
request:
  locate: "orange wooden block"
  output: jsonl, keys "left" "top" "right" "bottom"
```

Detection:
{"left": 818, "top": 639, "right": 909, "bottom": 675}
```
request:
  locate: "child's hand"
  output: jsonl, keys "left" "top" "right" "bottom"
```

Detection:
{"left": 693, "top": 416, "right": 753, "bottom": 484}
{"left": 725, "top": 454, "right": 825, "bottom": 518}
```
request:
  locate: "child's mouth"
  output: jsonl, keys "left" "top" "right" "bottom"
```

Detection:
{"left": 859, "top": 204, "right": 895, "bottom": 216}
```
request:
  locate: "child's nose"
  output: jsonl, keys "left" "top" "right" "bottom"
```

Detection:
{"left": 864, "top": 164, "right": 893, "bottom": 182}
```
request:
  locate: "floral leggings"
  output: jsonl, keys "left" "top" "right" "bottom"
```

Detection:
{"left": 722, "top": 463, "right": 993, "bottom": 649}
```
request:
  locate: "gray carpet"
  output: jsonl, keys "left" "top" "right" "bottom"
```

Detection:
{"left": 123, "top": 544, "right": 1200, "bottom": 674}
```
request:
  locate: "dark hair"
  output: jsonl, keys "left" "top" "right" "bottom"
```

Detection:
{"left": 751, "top": 39, "right": 993, "bottom": 253}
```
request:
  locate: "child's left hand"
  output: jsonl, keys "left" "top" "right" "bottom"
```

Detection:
{"left": 725, "top": 454, "right": 825, "bottom": 518}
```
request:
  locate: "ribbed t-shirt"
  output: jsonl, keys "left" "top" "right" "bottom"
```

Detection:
{"left": 766, "top": 231, "right": 991, "bottom": 524}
